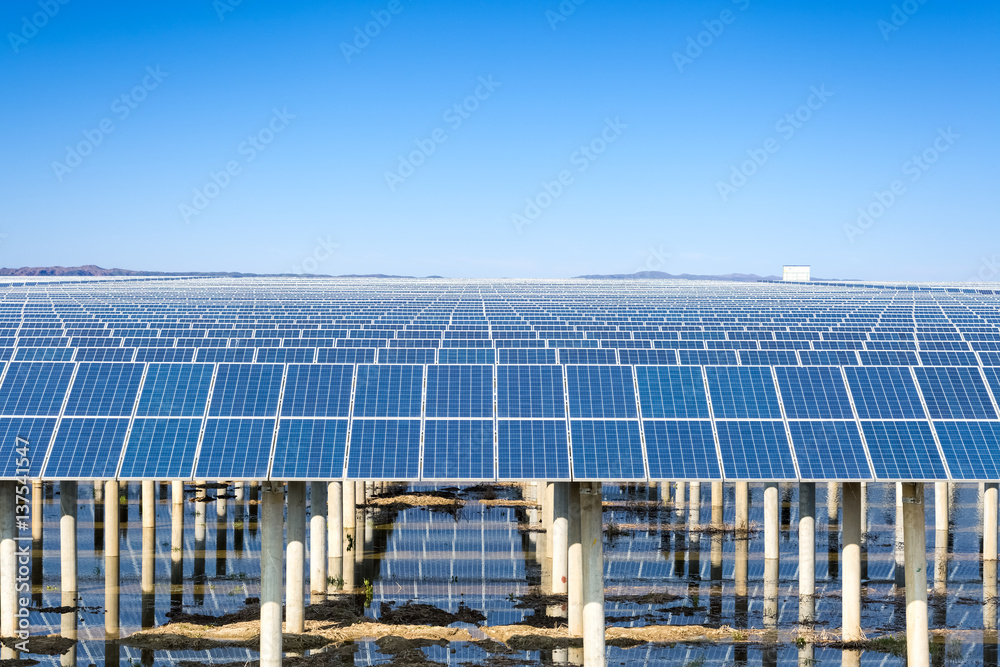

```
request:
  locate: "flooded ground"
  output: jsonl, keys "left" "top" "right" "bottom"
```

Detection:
{"left": 11, "top": 481, "right": 998, "bottom": 665}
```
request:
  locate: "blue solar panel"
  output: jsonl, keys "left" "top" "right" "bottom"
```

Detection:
{"left": 137, "top": 363, "right": 213, "bottom": 417}
{"left": 919, "top": 351, "right": 979, "bottom": 366}
{"left": 64, "top": 362, "right": 145, "bottom": 416}
{"left": 208, "top": 364, "right": 284, "bottom": 417}
{"left": 75, "top": 347, "right": 135, "bottom": 362}
{"left": 280, "top": 364, "right": 354, "bottom": 417}
{"left": 935, "top": 421, "right": 1000, "bottom": 480}
{"left": 788, "top": 420, "right": 872, "bottom": 480}
{"left": 196, "top": 348, "right": 255, "bottom": 363}
{"left": 678, "top": 349, "right": 738, "bottom": 365}
{"left": 379, "top": 348, "right": 436, "bottom": 364}
{"left": 635, "top": 365, "right": 709, "bottom": 419}
{"left": 558, "top": 348, "right": 617, "bottom": 364}
{"left": 705, "top": 366, "right": 782, "bottom": 419}
{"left": 14, "top": 347, "right": 74, "bottom": 362}
{"left": 317, "top": 348, "right": 377, "bottom": 364}
{"left": 134, "top": 348, "right": 195, "bottom": 363}
{"left": 421, "top": 419, "right": 495, "bottom": 479}
{"left": 738, "top": 350, "right": 799, "bottom": 366}
{"left": 643, "top": 420, "right": 721, "bottom": 479}
{"left": 914, "top": 367, "right": 997, "bottom": 419}
{"left": 0, "top": 362, "right": 74, "bottom": 415}
{"left": 256, "top": 348, "right": 316, "bottom": 364}
{"left": 497, "top": 420, "right": 570, "bottom": 480}
{"left": 195, "top": 418, "right": 275, "bottom": 478}
{"left": 716, "top": 421, "right": 797, "bottom": 480}
{"left": 425, "top": 365, "right": 493, "bottom": 418}
{"left": 980, "top": 352, "right": 1000, "bottom": 366}
{"left": 118, "top": 418, "right": 201, "bottom": 478}
{"left": 861, "top": 420, "right": 948, "bottom": 480}
{"left": 570, "top": 420, "right": 645, "bottom": 480}
{"left": 271, "top": 419, "right": 349, "bottom": 479}
{"left": 799, "top": 350, "right": 858, "bottom": 366}
{"left": 497, "top": 348, "right": 556, "bottom": 365}
{"left": 0, "top": 417, "right": 56, "bottom": 478}
{"left": 566, "top": 365, "right": 638, "bottom": 418}
{"left": 857, "top": 350, "right": 918, "bottom": 366}
{"left": 844, "top": 367, "right": 926, "bottom": 419}
{"left": 981, "top": 367, "right": 1000, "bottom": 400}
{"left": 618, "top": 349, "right": 678, "bottom": 365}
{"left": 774, "top": 366, "right": 854, "bottom": 419}
{"left": 345, "top": 419, "right": 421, "bottom": 479}
{"left": 496, "top": 365, "right": 565, "bottom": 419}
{"left": 44, "top": 417, "right": 130, "bottom": 478}
{"left": 352, "top": 365, "right": 424, "bottom": 417}
{"left": 438, "top": 348, "right": 495, "bottom": 364}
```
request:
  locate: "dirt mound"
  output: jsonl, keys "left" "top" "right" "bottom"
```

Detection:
{"left": 380, "top": 602, "right": 486, "bottom": 626}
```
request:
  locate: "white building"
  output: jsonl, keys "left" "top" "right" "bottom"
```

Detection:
{"left": 783, "top": 265, "right": 811, "bottom": 282}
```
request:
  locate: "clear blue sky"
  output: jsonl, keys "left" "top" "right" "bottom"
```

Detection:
{"left": 1, "top": 0, "right": 997, "bottom": 280}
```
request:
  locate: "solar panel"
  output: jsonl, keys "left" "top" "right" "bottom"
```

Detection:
{"left": 497, "top": 348, "right": 556, "bottom": 364}
{"left": 64, "top": 362, "right": 145, "bottom": 416}
{"left": 678, "top": 349, "right": 738, "bottom": 365}
{"left": 558, "top": 348, "right": 617, "bottom": 364}
{"left": 76, "top": 347, "right": 135, "bottom": 362}
{"left": 934, "top": 421, "right": 1000, "bottom": 480}
{"left": 0, "top": 362, "right": 75, "bottom": 415}
{"left": 857, "top": 350, "right": 918, "bottom": 366}
{"left": 438, "top": 348, "right": 495, "bottom": 364}
{"left": 496, "top": 365, "right": 565, "bottom": 419}
{"left": 134, "top": 348, "right": 195, "bottom": 363}
{"left": 738, "top": 350, "right": 798, "bottom": 366}
{"left": 861, "top": 420, "right": 948, "bottom": 480}
{"left": 642, "top": 420, "right": 721, "bottom": 479}
{"left": 280, "top": 364, "right": 354, "bottom": 417}
{"left": 618, "top": 349, "right": 678, "bottom": 365}
{"left": 425, "top": 365, "right": 493, "bottom": 418}
{"left": 715, "top": 421, "right": 797, "bottom": 480}
{"left": 774, "top": 366, "right": 854, "bottom": 419}
{"left": 705, "top": 366, "right": 782, "bottom": 419}
{"left": 378, "top": 348, "right": 436, "bottom": 364}
{"left": 118, "top": 418, "right": 201, "bottom": 479}
{"left": 352, "top": 365, "right": 424, "bottom": 417}
{"left": 208, "top": 364, "right": 284, "bottom": 417}
{"left": 496, "top": 420, "right": 570, "bottom": 480}
{"left": 137, "top": 363, "right": 213, "bottom": 417}
{"left": 981, "top": 367, "right": 1000, "bottom": 400}
{"left": 345, "top": 419, "right": 421, "bottom": 479}
{"left": 913, "top": 366, "right": 998, "bottom": 419}
{"left": 843, "top": 367, "right": 926, "bottom": 419}
{"left": 195, "top": 418, "right": 275, "bottom": 479}
{"left": 0, "top": 417, "right": 57, "bottom": 478}
{"left": 196, "top": 348, "right": 255, "bottom": 363}
{"left": 43, "top": 417, "right": 130, "bottom": 478}
{"left": 14, "top": 347, "right": 74, "bottom": 362}
{"left": 271, "top": 419, "right": 349, "bottom": 479}
{"left": 421, "top": 419, "right": 495, "bottom": 479}
{"left": 787, "top": 420, "right": 872, "bottom": 480}
{"left": 980, "top": 352, "right": 1000, "bottom": 366}
{"left": 570, "top": 420, "right": 645, "bottom": 480}
{"left": 919, "top": 351, "right": 979, "bottom": 366}
{"left": 799, "top": 350, "right": 858, "bottom": 366}
{"left": 256, "top": 348, "right": 316, "bottom": 364}
{"left": 635, "top": 365, "right": 709, "bottom": 419}
{"left": 566, "top": 365, "right": 638, "bottom": 418}
{"left": 317, "top": 348, "right": 376, "bottom": 364}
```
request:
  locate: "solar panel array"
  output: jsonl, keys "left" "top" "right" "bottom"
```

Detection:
{"left": 1, "top": 276, "right": 999, "bottom": 481}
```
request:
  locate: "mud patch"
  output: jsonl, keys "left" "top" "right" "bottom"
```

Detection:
{"left": 0, "top": 635, "right": 74, "bottom": 656}
{"left": 380, "top": 602, "right": 486, "bottom": 627}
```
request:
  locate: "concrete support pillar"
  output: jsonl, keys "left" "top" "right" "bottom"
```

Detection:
{"left": 735, "top": 482, "right": 749, "bottom": 533}
{"left": 60, "top": 481, "right": 78, "bottom": 597}
{"left": 286, "top": 481, "right": 306, "bottom": 633}
{"left": 310, "top": 482, "right": 328, "bottom": 603}
{"left": 355, "top": 480, "right": 365, "bottom": 506}
{"left": 141, "top": 480, "right": 156, "bottom": 628}
{"left": 260, "top": 482, "right": 284, "bottom": 667}
{"left": 860, "top": 482, "right": 868, "bottom": 581}
{"left": 842, "top": 482, "right": 862, "bottom": 642}
{"left": 710, "top": 482, "right": 723, "bottom": 526}
{"left": 104, "top": 480, "right": 120, "bottom": 637}
{"left": 194, "top": 482, "right": 207, "bottom": 603}
{"left": 798, "top": 482, "right": 815, "bottom": 625}
{"left": 935, "top": 482, "right": 949, "bottom": 598}
{"left": 986, "top": 483, "right": 998, "bottom": 631}
{"left": 689, "top": 482, "right": 701, "bottom": 529}
{"left": 343, "top": 480, "right": 356, "bottom": 590}
{"left": 896, "top": 482, "right": 905, "bottom": 589}
{"left": 567, "top": 481, "right": 583, "bottom": 636}
{"left": 0, "top": 482, "right": 17, "bottom": 638}
{"left": 827, "top": 482, "right": 839, "bottom": 521}
{"left": 544, "top": 481, "right": 555, "bottom": 560}
{"left": 674, "top": 481, "right": 686, "bottom": 520}
{"left": 328, "top": 481, "right": 343, "bottom": 591}
{"left": 170, "top": 482, "right": 184, "bottom": 607}
{"left": 902, "top": 482, "right": 929, "bottom": 667}
{"left": 763, "top": 482, "right": 779, "bottom": 628}
{"left": 552, "top": 482, "right": 569, "bottom": 595}
{"left": 580, "top": 482, "right": 605, "bottom": 667}
{"left": 734, "top": 481, "right": 749, "bottom": 608}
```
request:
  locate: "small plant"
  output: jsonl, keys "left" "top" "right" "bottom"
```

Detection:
{"left": 733, "top": 631, "right": 747, "bottom": 641}
{"left": 363, "top": 578, "right": 373, "bottom": 607}
{"left": 345, "top": 533, "right": 355, "bottom": 552}
{"left": 795, "top": 636, "right": 807, "bottom": 648}
{"left": 45, "top": 585, "right": 57, "bottom": 591}
{"left": 328, "top": 575, "right": 344, "bottom": 590}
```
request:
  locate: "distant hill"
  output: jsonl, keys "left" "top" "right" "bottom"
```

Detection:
{"left": 576, "top": 271, "right": 842, "bottom": 281}
{"left": 0, "top": 266, "right": 434, "bottom": 278}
